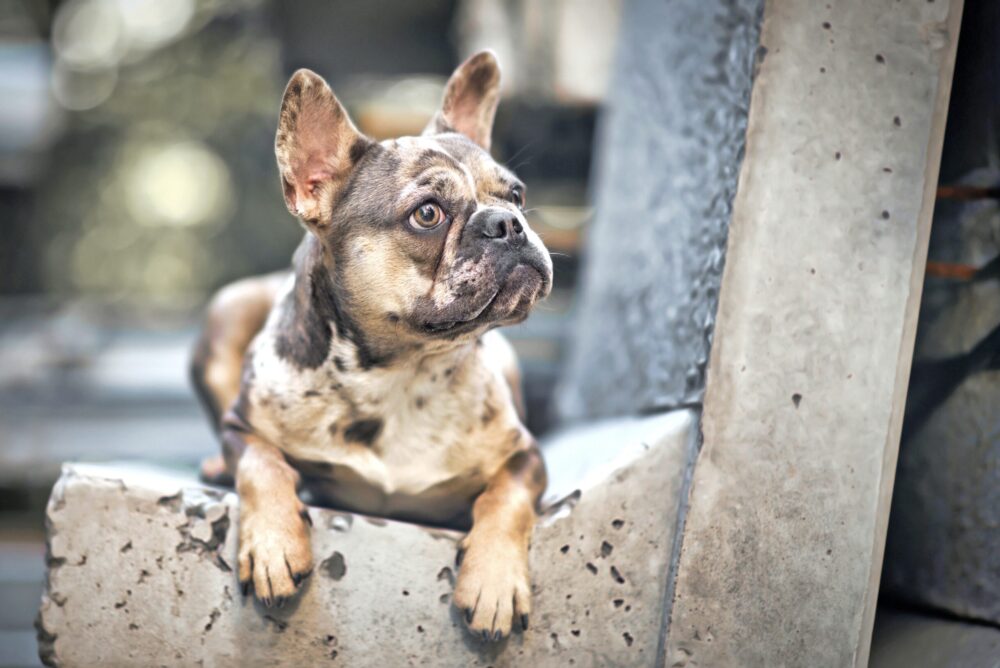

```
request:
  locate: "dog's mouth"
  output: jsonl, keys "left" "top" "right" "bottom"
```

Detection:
{"left": 419, "top": 264, "right": 548, "bottom": 336}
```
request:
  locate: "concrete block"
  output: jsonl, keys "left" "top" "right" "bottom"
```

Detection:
{"left": 37, "top": 410, "right": 694, "bottom": 667}
{"left": 664, "top": 0, "right": 963, "bottom": 666}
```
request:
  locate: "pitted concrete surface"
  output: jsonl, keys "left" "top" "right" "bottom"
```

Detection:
{"left": 665, "top": 0, "right": 963, "bottom": 666}
{"left": 37, "top": 411, "right": 693, "bottom": 667}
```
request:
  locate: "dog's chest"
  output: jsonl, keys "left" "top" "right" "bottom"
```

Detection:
{"left": 247, "top": 335, "right": 515, "bottom": 518}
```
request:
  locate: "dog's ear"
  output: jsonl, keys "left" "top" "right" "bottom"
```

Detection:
{"left": 424, "top": 50, "right": 501, "bottom": 151}
{"left": 275, "top": 69, "right": 369, "bottom": 225}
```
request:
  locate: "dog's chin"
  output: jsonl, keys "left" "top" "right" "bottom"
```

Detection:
{"left": 417, "top": 264, "right": 548, "bottom": 339}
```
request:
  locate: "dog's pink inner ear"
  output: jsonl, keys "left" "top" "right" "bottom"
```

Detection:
{"left": 275, "top": 69, "right": 364, "bottom": 225}
{"left": 426, "top": 50, "right": 501, "bottom": 151}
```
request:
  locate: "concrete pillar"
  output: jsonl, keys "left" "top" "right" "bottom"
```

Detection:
{"left": 665, "top": 1, "right": 963, "bottom": 667}
{"left": 556, "top": 0, "right": 762, "bottom": 421}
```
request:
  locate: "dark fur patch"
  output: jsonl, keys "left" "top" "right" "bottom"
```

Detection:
{"left": 343, "top": 418, "right": 383, "bottom": 447}
{"left": 481, "top": 402, "right": 497, "bottom": 425}
{"left": 349, "top": 137, "right": 371, "bottom": 164}
{"left": 274, "top": 237, "right": 390, "bottom": 370}
{"left": 504, "top": 447, "right": 547, "bottom": 494}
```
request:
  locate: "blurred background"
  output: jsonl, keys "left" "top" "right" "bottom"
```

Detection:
{"left": 0, "top": 0, "right": 621, "bottom": 663}
{"left": 4, "top": 0, "right": 999, "bottom": 665}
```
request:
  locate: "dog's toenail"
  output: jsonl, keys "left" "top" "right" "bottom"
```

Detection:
{"left": 521, "top": 614, "right": 529, "bottom": 630}
{"left": 465, "top": 609, "right": 473, "bottom": 623}
{"left": 241, "top": 582, "right": 250, "bottom": 596}
{"left": 493, "top": 630, "right": 501, "bottom": 641}
{"left": 481, "top": 630, "right": 490, "bottom": 642}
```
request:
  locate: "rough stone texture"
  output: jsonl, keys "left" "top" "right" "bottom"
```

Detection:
{"left": 665, "top": 1, "right": 963, "bottom": 667}
{"left": 37, "top": 411, "right": 694, "bottom": 667}
{"left": 869, "top": 608, "right": 1000, "bottom": 668}
{"left": 881, "top": 0, "right": 1000, "bottom": 627}
{"left": 555, "top": 0, "right": 762, "bottom": 421}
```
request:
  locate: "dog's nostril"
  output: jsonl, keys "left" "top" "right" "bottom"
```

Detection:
{"left": 483, "top": 217, "right": 506, "bottom": 239}
{"left": 511, "top": 218, "right": 523, "bottom": 235}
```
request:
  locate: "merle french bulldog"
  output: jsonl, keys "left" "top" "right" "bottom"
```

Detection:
{"left": 190, "top": 50, "right": 552, "bottom": 641}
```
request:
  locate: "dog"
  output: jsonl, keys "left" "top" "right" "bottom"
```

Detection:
{"left": 189, "top": 50, "right": 552, "bottom": 642}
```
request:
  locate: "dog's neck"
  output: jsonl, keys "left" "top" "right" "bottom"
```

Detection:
{"left": 275, "top": 234, "right": 475, "bottom": 383}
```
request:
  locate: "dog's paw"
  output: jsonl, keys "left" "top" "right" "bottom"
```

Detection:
{"left": 453, "top": 532, "right": 531, "bottom": 641}
{"left": 237, "top": 501, "right": 313, "bottom": 607}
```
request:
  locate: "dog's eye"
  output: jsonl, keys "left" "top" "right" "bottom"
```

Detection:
{"left": 410, "top": 202, "right": 445, "bottom": 229}
{"left": 511, "top": 186, "right": 525, "bottom": 208}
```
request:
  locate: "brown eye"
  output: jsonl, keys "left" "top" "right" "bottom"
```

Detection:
{"left": 410, "top": 202, "right": 444, "bottom": 229}
{"left": 511, "top": 186, "right": 525, "bottom": 208}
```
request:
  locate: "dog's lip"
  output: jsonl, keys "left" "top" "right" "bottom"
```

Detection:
{"left": 419, "top": 262, "right": 546, "bottom": 334}
{"left": 421, "top": 287, "right": 502, "bottom": 333}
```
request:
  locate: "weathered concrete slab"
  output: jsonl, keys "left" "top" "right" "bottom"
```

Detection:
{"left": 37, "top": 410, "right": 694, "bottom": 667}
{"left": 665, "top": 1, "right": 963, "bottom": 666}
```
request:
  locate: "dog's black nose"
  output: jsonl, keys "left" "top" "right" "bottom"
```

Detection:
{"left": 469, "top": 208, "right": 525, "bottom": 247}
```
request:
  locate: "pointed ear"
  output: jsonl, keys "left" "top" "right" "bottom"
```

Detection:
{"left": 424, "top": 50, "right": 501, "bottom": 151}
{"left": 275, "top": 69, "right": 369, "bottom": 225}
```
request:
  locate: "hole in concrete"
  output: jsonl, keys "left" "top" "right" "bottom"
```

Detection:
{"left": 613, "top": 599, "right": 624, "bottom": 608}
{"left": 560, "top": 545, "right": 570, "bottom": 554}
{"left": 623, "top": 632, "right": 634, "bottom": 647}
{"left": 893, "top": 116, "right": 902, "bottom": 126}
{"left": 571, "top": 629, "right": 580, "bottom": 637}
{"left": 876, "top": 53, "right": 885, "bottom": 64}
{"left": 611, "top": 519, "right": 625, "bottom": 529}
{"left": 321, "top": 551, "right": 346, "bottom": 581}
{"left": 792, "top": 393, "right": 802, "bottom": 408}
{"left": 601, "top": 541, "right": 614, "bottom": 557}
{"left": 586, "top": 562, "right": 598, "bottom": 574}
{"left": 881, "top": 210, "right": 891, "bottom": 219}
{"left": 610, "top": 566, "right": 626, "bottom": 584}
{"left": 835, "top": 151, "right": 841, "bottom": 160}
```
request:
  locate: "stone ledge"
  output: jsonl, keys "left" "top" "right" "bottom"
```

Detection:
{"left": 37, "top": 410, "right": 695, "bottom": 667}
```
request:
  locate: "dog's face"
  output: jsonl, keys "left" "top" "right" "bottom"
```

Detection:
{"left": 274, "top": 52, "right": 552, "bottom": 355}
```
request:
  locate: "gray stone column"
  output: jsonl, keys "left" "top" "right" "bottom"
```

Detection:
{"left": 666, "top": 1, "right": 964, "bottom": 666}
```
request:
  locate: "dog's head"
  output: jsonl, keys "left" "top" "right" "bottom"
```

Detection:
{"left": 275, "top": 51, "right": 551, "bottom": 356}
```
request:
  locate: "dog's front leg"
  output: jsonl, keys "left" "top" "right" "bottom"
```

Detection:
{"left": 230, "top": 431, "right": 313, "bottom": 606}
{"left": 454, "top": 444, "right": 547, "bottom": 641}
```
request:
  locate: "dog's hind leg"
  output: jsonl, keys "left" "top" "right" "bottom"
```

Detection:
{"left": 190, "top": 272, "right": 288, "bottom": 484}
